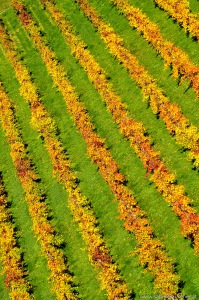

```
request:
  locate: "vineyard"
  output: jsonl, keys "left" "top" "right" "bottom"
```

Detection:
{"left": 0, "top": 0, "right": 199, "bottom": 299}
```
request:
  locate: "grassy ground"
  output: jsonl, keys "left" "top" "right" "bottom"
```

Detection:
{"left": 0, "top": 0, "right": 11, "bottom": 13}
{"left": 189, "top": 0, "right": 199, "bottom": 14}
{"left": 0, "top": 261, "right": 9, "bottom": 300}
{"left": 0, "top": 0, "right": 199, "bottom": 298}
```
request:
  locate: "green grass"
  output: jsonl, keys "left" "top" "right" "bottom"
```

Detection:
{"left": 189, "top": 0, "right": 199, "bottom": 14}
{"left": 0, "top": 0, "right": 199, "bottom": 298}
{"left": 0, "top": 1, "right": 11, "bottom": 13}
{"left": 0, "top": 261, "right": 9, "bottom": 300}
